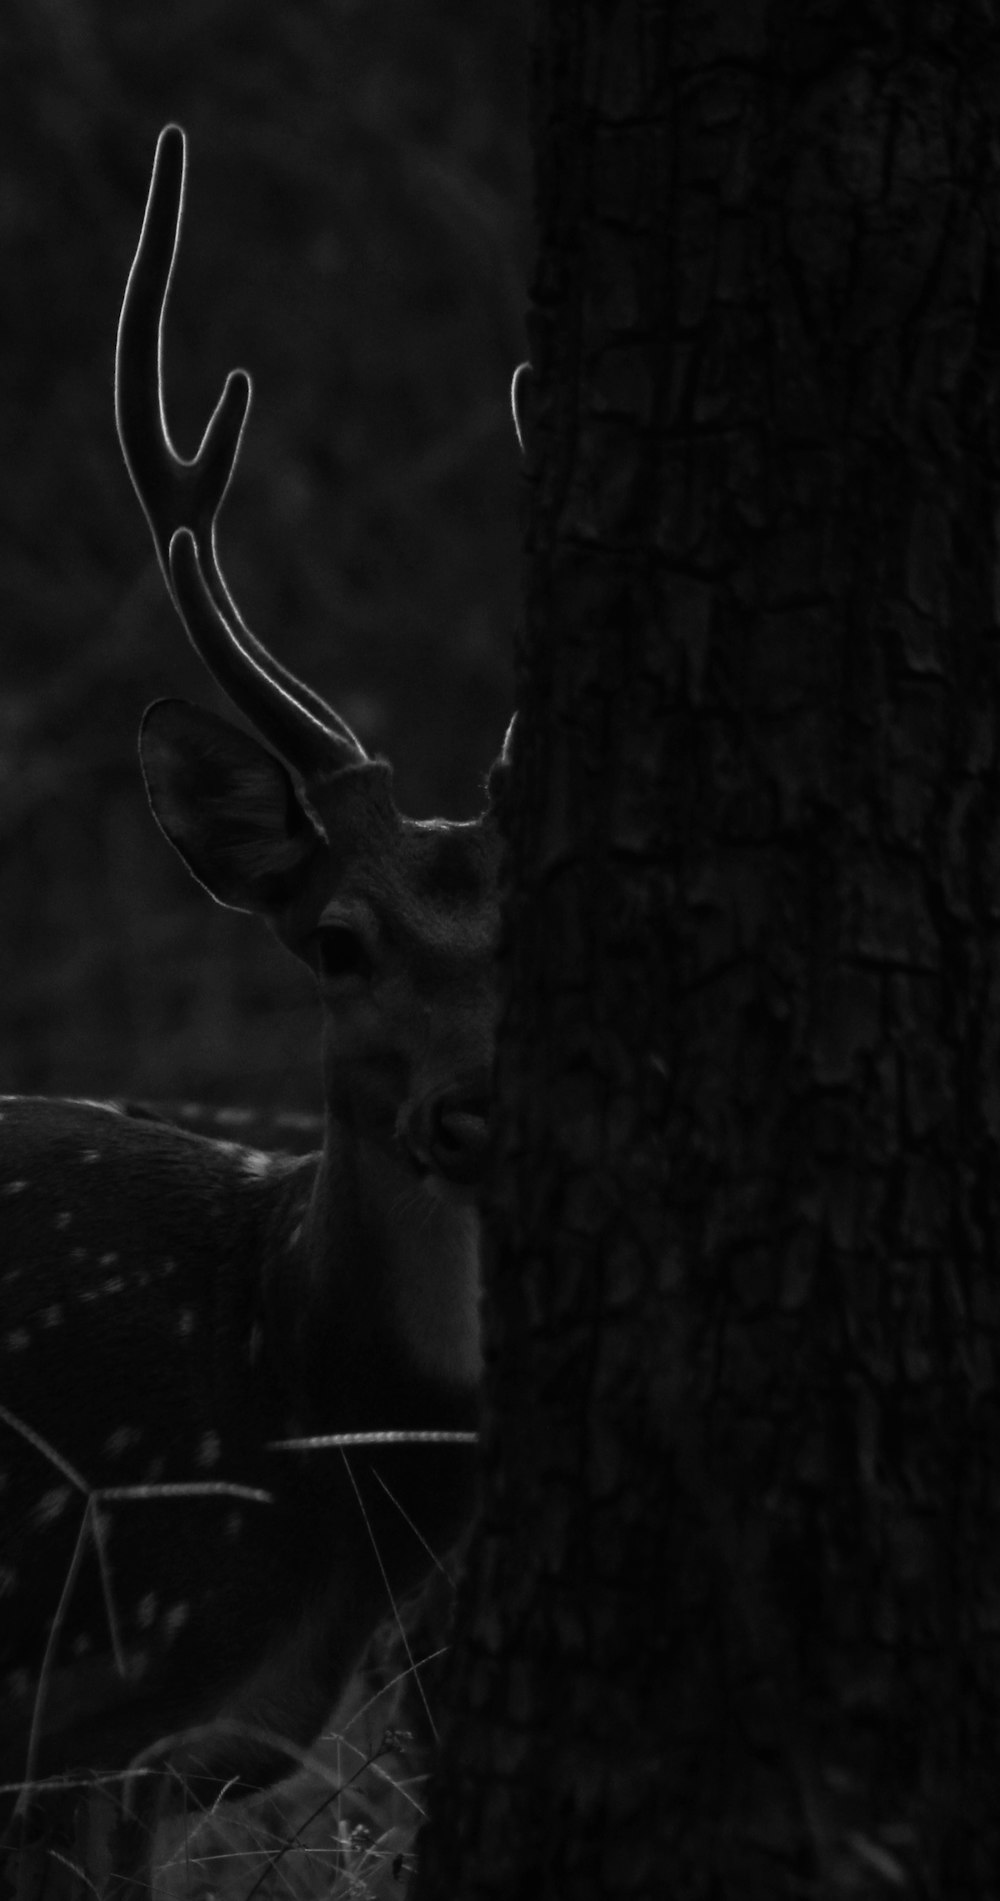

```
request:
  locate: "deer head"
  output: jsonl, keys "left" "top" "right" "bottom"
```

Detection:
{"left": 117, "top": 124, "right": 509, "bottom": 1197}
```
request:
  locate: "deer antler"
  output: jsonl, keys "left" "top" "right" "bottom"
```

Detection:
{"left": 115, "top": 123, "right": 366, "bottom": 778}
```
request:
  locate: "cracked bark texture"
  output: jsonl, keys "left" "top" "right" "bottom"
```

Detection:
{"left": 414, "top": 3, "right": 1000, "bottom": 1895}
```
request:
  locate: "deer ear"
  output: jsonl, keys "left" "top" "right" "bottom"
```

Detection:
{"left": 139, "top": 698, "right": 326, "bottom": 913}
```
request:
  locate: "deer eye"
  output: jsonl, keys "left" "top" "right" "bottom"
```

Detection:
{"left": 314, "top": 924, "right": 373, "bottom": 984}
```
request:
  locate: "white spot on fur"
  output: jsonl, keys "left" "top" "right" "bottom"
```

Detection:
{"left": 2, "top": 1181, "right": 27, "bottom": 1197}
{"left": 164, "top": 1602, "right": 190, "bottom": 1638}
{"left": 241, "top": 1150, "right": 273, "bottom": 1177}
{"left": 196, "top": 1431, "right": 221, "bottom": 1470}
{"left": 36, "top": 1485, "right": 73, "bottom": 1526}
{"left": 42, "top": 1305, "right": 64, "bottom": 1328}
{"left": 123, "top": 1648, "right": 151, "bottom": 1684}
{"left": 54, "top": 1212, "right": 72, "bottom": 1230}
{"left": 99, "top": 1252, "right": 119, "bottom": 1268}
{"left": 103, "top": 1277, "right": 125, "bottom": 1296}
{"left": 177, "top": 1309, "right": 196, "bottom": 1337}
{"left": 81, "top": 1150, "right": 101, "bottom": 1164}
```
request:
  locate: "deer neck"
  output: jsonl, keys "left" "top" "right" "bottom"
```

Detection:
{"left": 300, "top": 1125, "right": 483, "bottom": 1397}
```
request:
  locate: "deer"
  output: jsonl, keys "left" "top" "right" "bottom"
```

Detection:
{"left": 0, "top": 123, "right": 508, "bottom": 1896}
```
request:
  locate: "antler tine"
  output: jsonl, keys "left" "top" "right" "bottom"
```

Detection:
{"left": 116, "top": 124, "right": 367, "bottom": 775}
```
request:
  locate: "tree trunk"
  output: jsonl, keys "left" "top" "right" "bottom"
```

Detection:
{"left": 415, "top": 3, "right": 1000, "bottom": 1895}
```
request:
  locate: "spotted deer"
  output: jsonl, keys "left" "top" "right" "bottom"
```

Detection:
{"left": 0, "top": 124, "right": 507, "bottom": 1892}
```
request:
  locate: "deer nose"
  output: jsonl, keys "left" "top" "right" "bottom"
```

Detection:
{"left": 406, "top": 1083, "right": 491, "bottom": 1185}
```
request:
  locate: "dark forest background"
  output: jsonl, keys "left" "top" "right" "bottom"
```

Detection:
{"left": 0, "top": 0, "right": 527, "bottom": 1107}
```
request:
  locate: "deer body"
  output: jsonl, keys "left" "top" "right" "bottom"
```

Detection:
{"left": 0, "top": 1098, "right": 479, "bottom": 1800}
{"left": 0, "top": 122, "right": 507, "bottom": 1891}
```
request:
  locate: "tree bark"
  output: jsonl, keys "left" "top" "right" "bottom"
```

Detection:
{"left": 415, "top": 3, "right": 1000, "bottom": 1895}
